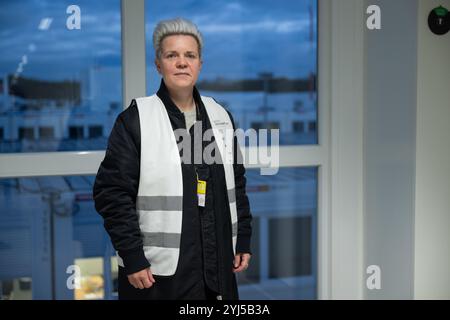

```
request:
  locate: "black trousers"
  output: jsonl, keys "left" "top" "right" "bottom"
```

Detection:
{"left": 117, "top": 266, "right": 220, "bottom": 300}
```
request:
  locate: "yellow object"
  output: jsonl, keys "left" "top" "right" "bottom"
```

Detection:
{"left": 197, "top": 180, "right": 206, "bottom": 194}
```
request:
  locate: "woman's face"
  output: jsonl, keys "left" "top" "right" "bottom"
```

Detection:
{"left": 155, "top": 34, "right": 202, "bottom": 93}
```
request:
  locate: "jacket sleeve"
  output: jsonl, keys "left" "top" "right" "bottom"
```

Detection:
{"left": 93, "top": 101, "right": 150, "bottom": 275}
{"left": 227, "top": 111, "right": 253, "bottom": 255}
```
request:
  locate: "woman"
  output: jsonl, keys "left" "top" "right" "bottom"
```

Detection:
{"left": 93, "top": 18, "right": 252, "bottom": 300}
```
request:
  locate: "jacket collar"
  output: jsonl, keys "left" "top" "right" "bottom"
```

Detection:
{"left": 156, "top": 79, "right": 205, "bottom": 121}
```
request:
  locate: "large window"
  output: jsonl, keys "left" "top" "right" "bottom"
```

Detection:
{"left": 0, "top": 0, "right": 122, "bottom": 153}
{"left": 145, "top": 0, "right": 318, "bottom": 146}
{"left": 238, "top": 167, "right": 317, "bottom": 299}
{"left": 0, "top": 175, "right": 114, "bottom": 300}
{"left": 0, "top": 167, "right": 317, "bottom": 300}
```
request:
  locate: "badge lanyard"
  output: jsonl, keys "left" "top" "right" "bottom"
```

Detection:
{"left": 194, "top": 99, "right": 206, "bottom": 207}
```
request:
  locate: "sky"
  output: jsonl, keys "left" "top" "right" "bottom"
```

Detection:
{"left": 0, "top": 0, "right": 317, "bottom": 84}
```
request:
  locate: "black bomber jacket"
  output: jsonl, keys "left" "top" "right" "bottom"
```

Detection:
{"left": 93, "top": 80, "right": 252, "bottom": 278}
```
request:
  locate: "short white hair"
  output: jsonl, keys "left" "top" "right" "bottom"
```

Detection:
{"left": 153, "top": 18, "right": 203, "bottom": 59}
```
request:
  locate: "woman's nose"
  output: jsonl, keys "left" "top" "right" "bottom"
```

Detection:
{"left": 176, "top": 56, "right": 188, "bottom": 67}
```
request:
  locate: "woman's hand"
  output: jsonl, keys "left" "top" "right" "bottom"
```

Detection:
{"left": 127, "top": 268, "right": 155, "bottom": 289}
{"left": 233, "top": 253, "right": 251, "bottom": 273}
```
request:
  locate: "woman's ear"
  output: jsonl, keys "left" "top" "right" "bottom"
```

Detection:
{"left": 155, "top": 59, "right": 161, "bottom": 74}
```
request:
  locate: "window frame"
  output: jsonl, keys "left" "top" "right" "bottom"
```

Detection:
{"left": 0, "top": 0, "right": 366, "bottom": 299}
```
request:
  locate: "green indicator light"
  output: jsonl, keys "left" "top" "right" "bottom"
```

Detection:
{"left": 434, "top": 6, "right": 448, "bottom": 17}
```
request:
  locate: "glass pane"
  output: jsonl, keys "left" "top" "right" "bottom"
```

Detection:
{"left": 0, "top": 1, "right": 122, "bottom": 153}
{"left": 0, "top": 175, "right": 116, "bottom": 300}
{"left": 0, "top": 167, "right": 317, "bottom": 300}
{"left": 145, "top": 0, "right": 318, "bottom": 146}
{"left": 237, "top": 167, "right": 317, "bottom": 299}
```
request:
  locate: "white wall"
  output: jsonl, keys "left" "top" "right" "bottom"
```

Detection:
{"left": 414, "top": 0, "right": 450, "bottom": 299}
{"left": 327, "top": 0, "right": 365, "bottom": 299}
{"left": 321, "top": 0, "right": 450, "bottom": 299}
{"left": 363, "top": 0, "right": 418, "bottom": 299}
{"left": 362, "top": 0, "right": 450, "bottom": 299}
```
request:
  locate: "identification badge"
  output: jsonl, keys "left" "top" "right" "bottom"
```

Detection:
{"left": 197, "top": 179, "right": 206, "bottom": 207}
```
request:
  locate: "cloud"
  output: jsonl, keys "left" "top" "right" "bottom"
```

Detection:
{"left": 200, "top": 19, "right": 310, "bottom": 34}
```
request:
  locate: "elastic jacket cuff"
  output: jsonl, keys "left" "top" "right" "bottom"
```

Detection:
{"left": 236, "top": 234, "right": 252, "bottom": 255}
{"left": 119, "top": 248, "right": 151, "bottom": 275}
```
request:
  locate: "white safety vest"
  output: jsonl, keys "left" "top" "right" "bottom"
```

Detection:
{"left": 117, "top": 94, "right": 238, "bottom": 276}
